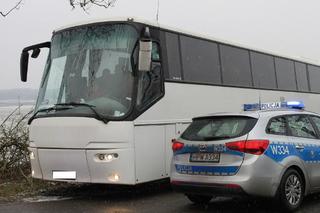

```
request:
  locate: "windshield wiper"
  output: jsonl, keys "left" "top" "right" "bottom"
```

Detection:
{"left": 28, "top": 105, "right": 73, "bottom": 124}
{"left": 55, "top": 102, "right": 108, "bottom": 124}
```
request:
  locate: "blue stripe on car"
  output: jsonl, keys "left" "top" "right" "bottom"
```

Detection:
{"left": 175, "top": 164, "right": 239, "bottom": 176}
{"left": 264, "top": 141, "right": 320, "bottom": 163}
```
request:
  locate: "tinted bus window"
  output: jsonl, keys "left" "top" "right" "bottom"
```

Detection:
{"left": 250, "top": 52, "right": 276, "bottom": 89}
{"left": 180, "top": 36, "right": 221, "bottom": 84}
{"left": 165, "top": 32, "right": 182, "bottom": 80}
{"left": 308, "top": 65, "right": 320, "bottom": 93}
{"left": 295, "top": 62, "right": 309, "bottom": 92}
{"left": 220, "top": 45, "right": 252, "bottom": 87}
{"left": 275, "top": 58, "right": 296, "bottom": 91}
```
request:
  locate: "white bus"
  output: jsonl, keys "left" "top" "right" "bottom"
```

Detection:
{"left": 20, "top": 17, "right": 320, "bottom": 185}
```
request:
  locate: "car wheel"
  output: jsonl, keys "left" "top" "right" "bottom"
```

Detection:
{"left": 185, "top": 194, "right": 212, "bottom": 204}
{"left": 278, "top": 169, "right": 304, "bottom": 211}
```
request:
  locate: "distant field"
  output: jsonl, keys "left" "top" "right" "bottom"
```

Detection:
{"left": 0, "top": 99, "right": 35, "bottom": 107}
{"left": 0, "top": 105, "right": 34, "bottom": 122}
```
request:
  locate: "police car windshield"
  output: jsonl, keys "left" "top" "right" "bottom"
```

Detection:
{"left": 181, "top": 116, "right": 257, "bottom": 141}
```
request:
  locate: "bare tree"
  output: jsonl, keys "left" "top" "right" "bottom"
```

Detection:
{"left": 69, "top": 0, "right": 116, "bottom": 11}
{"left": 0, "top": 0, "right": 23, "bottom": 17}
{"left": 0, "top": 106, "right": 33, "bottom": 182}
{"left": 1, "top": 0, "right": 116, "bottom": 18}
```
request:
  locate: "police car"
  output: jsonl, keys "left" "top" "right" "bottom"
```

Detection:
{"left": 171, "top": 101, "right": 320, "bottom": 211}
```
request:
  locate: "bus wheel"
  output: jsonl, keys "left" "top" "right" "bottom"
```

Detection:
{"left": 185, "top": 194, "right": 212, "bottom": 204}
{"left": 278, "top": 169, "right": 304, "bottom": 211}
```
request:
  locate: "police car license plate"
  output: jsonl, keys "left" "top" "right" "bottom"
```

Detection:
{"left": 190, "top": 153, "right": 220, "bottom": 163}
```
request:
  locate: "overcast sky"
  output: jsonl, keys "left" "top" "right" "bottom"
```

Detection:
{"left": 1, "top": 0, "right": 320, "bottom": 90}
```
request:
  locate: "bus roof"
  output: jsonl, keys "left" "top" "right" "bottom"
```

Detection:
{"left": 54, "top": 16, "right": 320, "bottom": 67}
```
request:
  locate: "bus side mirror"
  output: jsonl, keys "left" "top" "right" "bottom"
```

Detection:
{"left": 138, "top": 27, "right": 152, "bottom": 72}
{"left": 20, "top": 51, "right": 29, "bottom": 82}
{"left": 138, "top": 40, "right": 152, "bottom": 72}
{"left": 19, "top": 42, "right": 51, "bottom": 82}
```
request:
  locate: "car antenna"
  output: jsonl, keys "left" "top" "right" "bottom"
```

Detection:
{"left": 258, "top": 94, "right": 262, "bottom": 110}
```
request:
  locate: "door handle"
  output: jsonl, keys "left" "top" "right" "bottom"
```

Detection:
{"left": 295, "top": 145, "right": 304, "bottom": 150}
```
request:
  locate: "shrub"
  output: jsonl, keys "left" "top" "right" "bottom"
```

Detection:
{"left": 0, "top": 107, "right": 33, "bottom": 182}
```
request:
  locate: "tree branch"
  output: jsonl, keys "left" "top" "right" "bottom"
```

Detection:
{"left": 1, "top": 0, "right": 115, "bottom": 18}
{"left": 0, "top": 0, "right": 23, "bottom": 17}
{"left": 69, "top": 0, "right": 116, "bottom": 12}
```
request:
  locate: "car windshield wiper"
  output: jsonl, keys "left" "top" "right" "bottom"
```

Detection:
{"left": 28, "top": 105, "right": 73, "bottom": 124}
{"left": 55, "top": 102, "right": 108, "bottom": 124}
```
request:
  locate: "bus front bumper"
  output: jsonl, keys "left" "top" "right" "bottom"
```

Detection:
{"left": 29, "top": 147, "right": 136, "bottom": 185}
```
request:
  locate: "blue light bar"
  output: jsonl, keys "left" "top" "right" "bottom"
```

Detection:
{"left": 243, "top": 103, "right": 260, "bottom": 111}
{"left": 284, "top": 101, "right": 305, "bottom": 109}
{"left": 243, "top": 101, "right": 304, "bottom": 111}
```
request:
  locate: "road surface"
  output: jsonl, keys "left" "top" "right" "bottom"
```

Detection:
{"left": 1, "top": 183, "right": 320, "bottom": 213}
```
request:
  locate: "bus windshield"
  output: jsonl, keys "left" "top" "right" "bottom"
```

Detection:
{"left": 36, "top": 24, "right": 139, "bottom": 119}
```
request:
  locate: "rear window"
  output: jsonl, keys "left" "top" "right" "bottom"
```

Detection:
{"left": 181, "top": 116, "right": 258, "bottom": 141}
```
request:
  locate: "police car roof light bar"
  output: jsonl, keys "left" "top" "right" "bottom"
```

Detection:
{"left": 285, "top": 101, "right": 305, "bottom": 109}
{"left": 243, "top": 101, "right": 304, "bottom": 111}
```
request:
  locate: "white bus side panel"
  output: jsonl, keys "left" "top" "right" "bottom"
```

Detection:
{"left": 165, "top": 125, "right": 176, "bottom": 177}
{"left": 134, "top": 125, "right": 166, "bottom": 183}
{"left": 135, "top": 82, "right": 319, "bottom": 123}
{"left": 133, "top": 122, "right": 190, "bottom": 184}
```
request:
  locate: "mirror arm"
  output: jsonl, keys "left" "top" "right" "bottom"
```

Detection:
{"left": 141, "top": 26, "right": 151, "bottom": 40}
{"left": 20, "top": 41, "right": 51, "bottom": 82}
{"left": 22, "top": 41, "right": 51, "bottom": 52}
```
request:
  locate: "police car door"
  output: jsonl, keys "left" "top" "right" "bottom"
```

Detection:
{"left": 308, "top": 115, "right": 320, "bottom": 189}
{"left": 287, "top": 114, "right": 320, "bottom": 190}
{"left": 265, "top": 116, "right": 292, "bottom": 165}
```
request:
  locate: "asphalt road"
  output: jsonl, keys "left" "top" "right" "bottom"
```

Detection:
{"left": 1, "top": 183, "right": 320, "bottom": 213}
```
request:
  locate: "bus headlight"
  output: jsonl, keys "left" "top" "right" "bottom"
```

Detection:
{"left": 98, "top": 154, "right": 105, "bottom": 161}
{"left": 106, "top": 154, "right": 113, "bottom": 161}
{"left": 96, "top": 153, "right": 119, "bottom": 162}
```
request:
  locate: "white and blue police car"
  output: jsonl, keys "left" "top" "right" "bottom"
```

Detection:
{"left": 171, "top": 101, "right": 320, "bottom": 211}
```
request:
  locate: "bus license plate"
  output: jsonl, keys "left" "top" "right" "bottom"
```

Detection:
{"left": 53, "top": 171, "right": 76, "bottom": 180}
{"left": 190, "top": 153, "right": 220, "bottom": 163}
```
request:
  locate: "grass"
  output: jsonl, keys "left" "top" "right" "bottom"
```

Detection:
{"left": 0, "top": 179, "right": 45, "bottom": 201}
{"left": 0, "top": 177, "right": 173, "bottom": 203}
{"left": 0, "top": 178, "right": 73, "bottom": 202}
